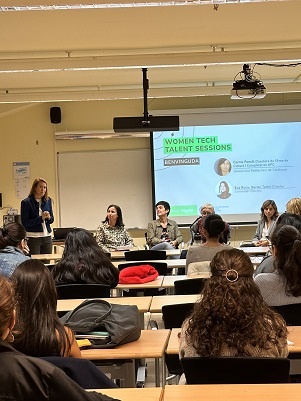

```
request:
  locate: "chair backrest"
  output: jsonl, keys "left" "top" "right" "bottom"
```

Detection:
{"left": 174, "top": 278, "right": 206, "bottom": 295}
{"left": 187, "top": 261, "right": 210, "bottom": 276}
{"left": 273, "top": 303, "right": 301, "bottom": 326}
{"left": 124, "top": 249, "right": 167, "bottom": 261}
{"left": 181, "top": 356, "right": 290, "bottom": 384}
{"left": 118, "top": 261, "right": 168, "bottom": 276}
{"left": 162, "top": 303, "right": 194, "bottom": 329}
{"left": 39, "top": 356, "right": 117, "bottom": 389}
{"left": 56, "top": 283, "right": 111, "bottom": 299}
{"left": 53, "top": 227, "right": 77, "bottom": 240}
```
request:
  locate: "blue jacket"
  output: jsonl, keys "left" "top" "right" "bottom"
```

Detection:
{"left": 21, "top": 195, "right": 54, "bottom": 233}
{"left": 0, "top": 246, "right": 30, "bottom": 278}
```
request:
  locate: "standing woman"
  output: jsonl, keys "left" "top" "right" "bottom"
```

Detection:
{"left": 252, "top": 199, "right": 279, "bottom": 246}
{"left": 96, "top": 204, "right": 133, "bottom": 253}
{"left": 21, "top": 178, "right": 54, "bottom": 255}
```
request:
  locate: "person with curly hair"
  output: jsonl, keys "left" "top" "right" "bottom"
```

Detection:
{"left": 180, "top": 248, "right": 288, "bottom": 366}
{"left": 254, "top": 224, "right": 301, "bottom": 306}
{"left": 52, "top": 228, "right": 119, "bottom": 288}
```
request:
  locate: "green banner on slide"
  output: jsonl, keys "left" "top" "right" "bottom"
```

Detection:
{"left": 169, "top": 205, "right": 198, "bottom": 216}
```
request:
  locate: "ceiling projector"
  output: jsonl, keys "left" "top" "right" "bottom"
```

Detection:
{"left": 231, "top": 64, "right": 266, "bottom": 99}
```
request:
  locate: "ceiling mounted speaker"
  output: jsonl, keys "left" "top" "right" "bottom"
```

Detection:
{"left": 50, "top": 107, "right": 61, "bottom": 124}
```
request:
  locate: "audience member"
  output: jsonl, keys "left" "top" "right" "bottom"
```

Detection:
{"left": 11, "top": 259, "right": 81, "bottom": 357}
{"left": 286, "top": 197, "right": 301, "bottom": 215}
{"left": 190, "top": 203, "right": 230, "bottom": 244}
{"left": 186, "top": 214, "right": 231, "bottom": 275}
{"left": 0, "top": 223, "right": 30, "bottom": 278}
{"left": 96, "top": 204, "right": 133, "bottom": 253}
{"left": 20, "top": 177, "right": 54, "bottom": 255}
{"left": 252, "top": 199, "right": 279, "bottom": 246}
{"left": 147, "top": 201, "right": 183, "bottom": 251}
{"left": 0, "top": 275, "right": 119, "bottom": 401}
{"left": 254, "top": 213, "right": 301, "bottom": 276}
{"left": 180, "top": 249, "right": 288, "bottom": 366}
{"left": 52, "top": 228, "right": 119, "bottom": 288}
{"left": 254, "top": 225, "right": 301, "bottom": 306}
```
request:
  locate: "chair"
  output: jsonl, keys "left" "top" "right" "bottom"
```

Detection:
{"left": 39, "top": 356, "right": 118, "bottom": 389}
{"left": 273, "top": 304, "right": 301, "bottom": 326}
{"left": 174, "top": 278, "right": 207, "bottom": 295}
{"left": 118, "top": 261, "right": 168, "bottom": 296}
{"left": 124, "top": 249, "right": 167, "bottom": 261}
{"left": 162, "top": 303, "right": 195, "bottom": 380}
{"left": 56, "top": 283, "right": 111, "bottom": 299}
{"left": 177, "top": 249, "right": 187, "bottom": 275}
{"left": 181, "top": 356, "right": 290, "bottom": 384}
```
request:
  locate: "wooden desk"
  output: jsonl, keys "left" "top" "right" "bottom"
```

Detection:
{"left": 110, "top": 249, "right": 181, "bottom": 260}
{"left": 92, "top": 387, "right": 163, "bottom": 401}
{"left": 164, "top": 383, "right": 301, "bottom": 401}
{"left": 150, "top": 294, "right": 199, "bottom": 313}
{"left": 81, "top": 329, "right": 170, "bottom": 387}
{"left": 116, "top": 276, "right": 164, "bottom": 291}
{"left": 114, "top": 259, "right": 186, "bottom": 270}
{"left": 166, "top": 326, "right": 301, "bottom": 355}
{"left": 57, "top": 296, "right": 152, "bottom": 329}
{"left": 57, "top": 297, "right": 152, "bottom": 313}
{"left": 239, "top": 246, "right": 268, "bottom": 255}
{"left": 32, "top": 253, "right": 62, "bottom": 261}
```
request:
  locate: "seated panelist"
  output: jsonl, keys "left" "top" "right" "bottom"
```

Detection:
{"left": 147, "top": 201, "right": 183, "bottom": 251}
{"left": 190, "top": 203, "right": 230, "bottom": 244}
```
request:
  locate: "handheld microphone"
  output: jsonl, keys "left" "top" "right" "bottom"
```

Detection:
{"left": 190, "top": 215, "right": 202, "bottom": 229}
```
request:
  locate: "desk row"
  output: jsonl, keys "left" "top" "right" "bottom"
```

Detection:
{"left": 96, "top": 383, "right": 301, "bottom": 401}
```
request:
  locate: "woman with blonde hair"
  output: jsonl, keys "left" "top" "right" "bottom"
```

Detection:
{"left": 21, "top": 177, "right": 54, "bottom": 254}
{"left": 286, "top": 197, "right": 301, "bottom": 215}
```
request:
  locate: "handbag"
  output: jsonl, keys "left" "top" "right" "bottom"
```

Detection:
{"left": 61, "top": 299, "right": 141, "bottom": 348}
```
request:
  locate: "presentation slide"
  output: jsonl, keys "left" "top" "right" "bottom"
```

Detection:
{"left": 151, "top": 122, "right": 301, "bottom": 225}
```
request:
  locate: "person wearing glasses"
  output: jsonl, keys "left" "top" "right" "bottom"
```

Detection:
{"left": 0, "top": 223, "right": 30, "bottom": 278}
{"left": 190, "top": 203, "right": 230, "bottom": 244}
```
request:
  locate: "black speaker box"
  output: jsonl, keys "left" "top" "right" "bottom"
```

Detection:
{"left": 50, "top": 107, "right": 61, "bottom": 124}
{"left": 113, "top": 115, "right": 179, "bottom": 133}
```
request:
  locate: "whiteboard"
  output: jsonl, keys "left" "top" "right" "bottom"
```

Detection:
{"left": 57, "top": 149, "right": 152, "bottom": 230}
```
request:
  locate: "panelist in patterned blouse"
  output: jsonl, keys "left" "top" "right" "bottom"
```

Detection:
{"left": 96, "top": 204, "right": 133, "bottom": 253}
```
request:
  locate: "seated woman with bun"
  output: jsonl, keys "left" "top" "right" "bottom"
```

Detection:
{"left": 186, "top": 214, "right": 231, "bottom": 275}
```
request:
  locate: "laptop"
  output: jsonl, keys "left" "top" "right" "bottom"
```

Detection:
{"left": 53, "top": 227, "right": 77, "bottom": 241}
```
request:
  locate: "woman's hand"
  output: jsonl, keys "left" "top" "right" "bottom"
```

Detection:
{"left": 42, "top": 211, "right": 50, "bottom": 220}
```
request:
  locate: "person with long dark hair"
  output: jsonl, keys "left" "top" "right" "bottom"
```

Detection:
{"left": 0, "top": 223, "right": 30, "bottom": 277}
{"left": 95, "top": 204, "right": 133, "bottom": 253}
{"left": 180, "top": 249, "right": 288, "bottom": 362}
{"left": 252, "top": 199, "right": 279, "bottom": 246}
{"left": 21, "top": 177, "right": 54, "bottom": 254}
{"left": 217, "top": 181, "right": 231, "bottom": 199}
{"left": 0, "top": 275, "right": 120, "bottom": 401}
{"left": 255, "top": 224, "right": 301, "bottom": 306}
{"left": 52, "top": 228, "right": 119, "bottom": 288}
{"left": 11, "top": 259, "right": 81, "bottom": 358}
